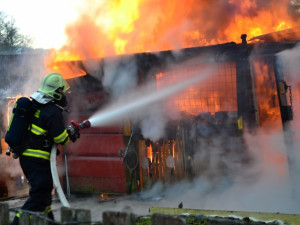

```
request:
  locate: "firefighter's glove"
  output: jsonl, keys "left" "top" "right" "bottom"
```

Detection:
{"left": 67, "top": 126, "right": 80, "bottom": 143}
{"left": 70, "top": 131, "right": 80, "bottom": 142}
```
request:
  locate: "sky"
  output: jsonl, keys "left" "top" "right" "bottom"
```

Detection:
{"left": 0, "top": 0, "right": 84, "bottom": 49}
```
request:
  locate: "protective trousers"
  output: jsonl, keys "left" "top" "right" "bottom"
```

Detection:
{"left": 12, "top": 156, "right": 54, "bottom": 225}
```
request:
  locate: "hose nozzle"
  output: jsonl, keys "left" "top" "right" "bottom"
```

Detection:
{"left": 67, "top": 119, "right": 91, "bottom": 143}
{"left": 80, "top": 120, "right": 91, "bottom": 129}
{"left": 69, "top": 119, "right": 91, "bottom": 133}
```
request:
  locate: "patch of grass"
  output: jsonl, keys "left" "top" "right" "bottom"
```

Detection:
{"left": 186, "top": 216, "right": 207, "bottom": 225}
{"left": 136, "top": 216, "right": 151, "bottom": 225}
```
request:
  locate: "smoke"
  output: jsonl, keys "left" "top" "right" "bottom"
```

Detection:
{"left": 277, "top": 42, "right": 300, "bottom": 195}
{"left": 101, "top": 56, "right": 138, "bottom": 99}
{"left": 277, "top": 43, "right": 300, "bottom": 142}
{"left": 0, "top": 53, "right": 48, "bottom": 130}
{"left": 0, "top": 54, "right": 47, "bottom": 144}
{"left": 278, "top": 43, "right": 300, "bottom": 104}
{"left": 138, "top": 103, "right": 167, "bottom": 141}
{"left": 0, "top": 54, "right": 47, "bottom": 99}
{"left": 137, "top": 127, "right": 299, "bottom": 214}
{"left": 127, "top": 44, "right": 300, "bottom": 214}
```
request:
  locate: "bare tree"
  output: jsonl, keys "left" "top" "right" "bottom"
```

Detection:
{"left": 0, "top": 11, "right": 32, "bottom": 52}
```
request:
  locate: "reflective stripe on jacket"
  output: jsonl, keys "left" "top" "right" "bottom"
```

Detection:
{"left": 22, "top": 149, "right": 51, "bottom": 160}
{"left": 53, "top": 129, "right": 69, "bottom": 144}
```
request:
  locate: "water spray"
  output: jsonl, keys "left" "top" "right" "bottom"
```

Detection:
{"left": 89, "top": 66, "right": 214, "bottom": 127}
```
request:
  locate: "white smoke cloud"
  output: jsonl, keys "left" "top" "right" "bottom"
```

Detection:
{"left": 102, "top": 56, "right": 138, "bottom": 99}
{"left": 137, "top": 102, "right": 167, "bottom": 141}
{"left": 138, "top": 126, "right": 300, "bottom": 214}
{"left": 0, "top": 54, "right": 47, "bottom": 100}
{"left": 277, "top": 42, "right": 300, "bottom": 196}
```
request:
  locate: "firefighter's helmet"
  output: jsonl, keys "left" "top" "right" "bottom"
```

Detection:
{"left": 38, "top": 73, "right": 70, "bottom": 101}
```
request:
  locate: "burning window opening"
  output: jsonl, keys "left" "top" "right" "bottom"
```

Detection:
{"left": 156, "top": 62, "right": 237, "bottom": 116}
{"left": 252, "top": 59, "right": 282, "bottom": 129}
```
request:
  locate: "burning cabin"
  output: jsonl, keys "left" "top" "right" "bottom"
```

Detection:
{"left": 61, "top": 30, "right": 299, "bottom": 195}
{"left": 0, "top": 29, "right": 299, "bottom": 197}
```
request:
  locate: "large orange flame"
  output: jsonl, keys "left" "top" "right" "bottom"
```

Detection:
{"left": 45, "top": 0, "right": 300, "bottom": 79}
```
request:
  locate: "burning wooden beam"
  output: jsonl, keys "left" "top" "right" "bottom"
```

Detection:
{"left": 249, "top": 26, "right": 300, "bottom": 42}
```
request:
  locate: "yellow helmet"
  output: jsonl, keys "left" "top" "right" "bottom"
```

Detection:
{"left": 38, "top": 73, "right": 70, "bottom": 100}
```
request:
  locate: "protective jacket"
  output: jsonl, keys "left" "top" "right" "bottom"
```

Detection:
{"left": 22, "top": 101, "right": 69, "bottom": 160}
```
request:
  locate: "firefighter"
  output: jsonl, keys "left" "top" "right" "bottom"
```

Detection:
{"left": 12, "top": 73, "right": 79, "bottom": 225}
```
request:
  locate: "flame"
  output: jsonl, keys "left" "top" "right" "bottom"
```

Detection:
{"left": 147, "top": 144, "right": 153, "bottom": 162}
{"left": 45, "top": 0, "right": 300, "bottom": 79}
{"left": 44, "top": 49, "right": 86, "bottom": 79}
{"left": 225, "top": 7, "right": 294, "bottom": 42}
{"left": 253, "top": 60, "right": 282, "bottom": 129}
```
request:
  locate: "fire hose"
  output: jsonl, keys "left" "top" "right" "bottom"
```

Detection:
{"left": 50, "top": 120, "right": 91, "bottom": 208}
{"left": 50, "top": 144, "right": 70, "bottom": 207}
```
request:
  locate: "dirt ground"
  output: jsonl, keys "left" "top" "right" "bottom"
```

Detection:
{"left": 56, "top": 194, "right": 184, "bottom": 222}
{"left": 5, "top": 193, "right": 180, "bottom": 223}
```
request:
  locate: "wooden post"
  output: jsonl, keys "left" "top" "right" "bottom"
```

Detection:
{"left": 138, "top": 140, "right": 147, "bottom": 190}
{"left": 30, "top": 213, "right": 48, "bottom": 225}
{"left": 103, "top": 211, "right": 135, "bottom": 225}
{"left": 0, "top": 203, "right": 9, "bottom": 225}
{"left": 75, "top": 208, "right": 91, "bottom": 225}
{"left": 61, "top": 207, "right": 74, "bottom": 224}
{"left": 19, "top": 212, "right": 30, "bottom": 225}
{"left": 61, "top": 207, "right": 91, "bottom": 225}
